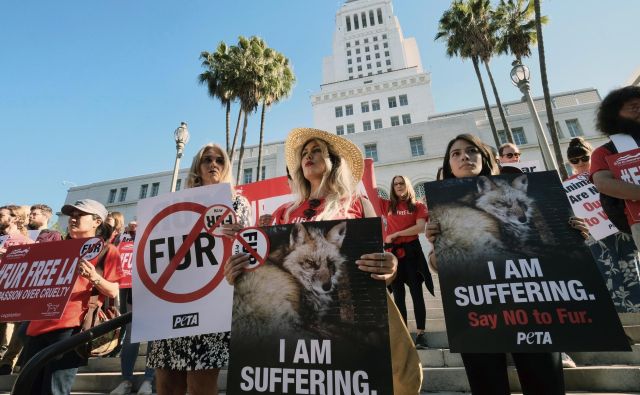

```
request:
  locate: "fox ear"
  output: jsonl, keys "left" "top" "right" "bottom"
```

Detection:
{"left": 512, "top": 174, "right": 528, "bottom": 192}
{"left": 327, "top": 221, "right": 347, "bottom": 248}
{"left": 476, "top": 176, "right": 495, "bottom": 193}
{"left": 290, "top": 223, "right": 310, "bottom": 247}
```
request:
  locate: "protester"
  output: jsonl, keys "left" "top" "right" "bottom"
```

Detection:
{"left": 498, "top": 142, "right": 521, "bottom": 164}
{"left": 225, "top": 127, "right": 422, "bottom": 395}
{"left": 382, "top": 175, "right": 434, "bottom": 349}
{"left": 426, "top": 134, "right": 565, "bottom": 394}
{"left": 147, "top": 143, "right": 251, "bottom": 395}
{"left": 29, "top": 204, "right": 62, "bottom": 243}
{"left": 21, "top": 199, "right": 120, "bottom": 394}
{"left": 591, "top": 86, "right": 640, "bottom": 250}
{"left": 106, "top": 211, "right": 125, "bottom": 245}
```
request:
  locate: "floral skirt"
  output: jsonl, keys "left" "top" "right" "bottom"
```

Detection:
{"left": 147, "top": 332, "right": 229, "bottom": 370}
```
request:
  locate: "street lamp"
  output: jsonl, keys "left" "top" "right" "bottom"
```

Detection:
{"left": 510, "top": 60, "right": 558, "bottom": 171}
{"left": 171, "top": 122, "right": 190, "bottom": 192}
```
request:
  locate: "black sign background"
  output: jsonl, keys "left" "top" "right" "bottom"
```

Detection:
{"left": 227, "top": 218, "right": 393, "bottom": 394}
{"left": 425, "top": 171, "right": 629, "bottom": 353}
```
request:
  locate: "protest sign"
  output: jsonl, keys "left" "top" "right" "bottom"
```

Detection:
{"left": 424, "top": 171, "right": 629, "bottom": 352}
{"left": 0, "top": 237, "right": 103, "bottom": 322}
{"left": 131, "top": 183, "right": 235, "bottom": 342}
{"left": 606, "top": 148, "right": 640, "bottom": 223}
{"left": 227, "top": 218, "right": 393, "bottom": 395}
{"left": 235, "top": 176, "right": 294, "bottom": 226}
{"left": 117, "top": 241, "right": 134, "bottom": 288}
{"left": 562, "top": 173, "right": 618, "bottom": 240}
{"left": 502, "top": 160, "right": 542, "bottom": 173}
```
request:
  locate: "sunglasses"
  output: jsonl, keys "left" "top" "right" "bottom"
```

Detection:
{"left": 202, "top": 156, "right": 225, "bottom": 166}
{"left": 303, "top": 199, "right": 321, "bottom": 220}
{"left": 501, "top": 152, "right": 521, "bottom": 159}
{"left": 569, "top": 155, "right": 590, "bottom": 165}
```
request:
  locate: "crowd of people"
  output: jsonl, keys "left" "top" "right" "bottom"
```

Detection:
{"left": 1, "top": 86, "right": 639, "bottom": 395}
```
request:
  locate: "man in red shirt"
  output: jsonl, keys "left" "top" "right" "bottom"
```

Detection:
{"left": 591, "top": 85, "right": 640, "bottom": 249}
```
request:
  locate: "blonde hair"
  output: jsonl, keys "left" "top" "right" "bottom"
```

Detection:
{"left": 187, "top": 143, "right": 234, "bottom": 189}
{"left": 106, "top": 211, "right": 125, "bottom": 233}
{"left": 389, "top": 175, "right": 417, "bottom": 214}
{"left": 286, "top": 138, "right": 356, "bottom": 221}
{"left": 2, "top": 205, "right": 30, "bottom": 236}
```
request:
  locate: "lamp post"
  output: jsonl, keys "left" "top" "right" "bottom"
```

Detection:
{"left": 171, "top": 122, "right": 190, "bottom": 192}
{"left": 510, "top": 60, "right": 557, "bottom": 171}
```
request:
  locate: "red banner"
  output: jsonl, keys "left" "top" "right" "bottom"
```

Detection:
{"left": 117, "top": 241, "right": 134, "bottom": 289}
{"left": 0, "top": 237, "right": 103, "bottom": 321}
{"left": 606, "top": 148, "right": 640, "bottom": 223}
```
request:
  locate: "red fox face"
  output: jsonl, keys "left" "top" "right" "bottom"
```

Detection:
{"left": 475, "top": 175, "right": 533, "bottom": 226}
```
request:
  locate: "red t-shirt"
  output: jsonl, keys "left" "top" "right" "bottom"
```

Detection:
{"left": 27, "top": 244, "right": 122, "bottom": 336}
{"left": 380, "top": 199, "right": 428, "bottom": 243}
{"left": 274, "top": 198, "right": 365, "bottom": 224}
{"left": 590, "top": 145, "right": 634, "bottom": 225}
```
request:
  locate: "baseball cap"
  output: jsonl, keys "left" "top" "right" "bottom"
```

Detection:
{"left": 61, "top": 199, "right": 108, "bottom": 221}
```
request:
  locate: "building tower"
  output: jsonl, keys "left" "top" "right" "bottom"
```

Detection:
{"left": 311, "top": 0, "right": 435, "bottom": 135}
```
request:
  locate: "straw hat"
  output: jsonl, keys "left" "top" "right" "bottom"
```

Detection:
{"left": 285, "top": 127, "right": 364, "bottom": 185}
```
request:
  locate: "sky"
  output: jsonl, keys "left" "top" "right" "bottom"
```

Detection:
{"left": 1, "top": 0, "right": 638, "bottom": 222}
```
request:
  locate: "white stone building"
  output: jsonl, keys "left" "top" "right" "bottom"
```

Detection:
{"left": 60, "top": 0, "right": 608, "bottom": 228}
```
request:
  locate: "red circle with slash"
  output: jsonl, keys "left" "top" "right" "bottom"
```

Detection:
{"left": 137, "top": 202, "right": 233, "bottom": 303}
{"left": 232, "top": 227, "right": 270, "bottom": 271}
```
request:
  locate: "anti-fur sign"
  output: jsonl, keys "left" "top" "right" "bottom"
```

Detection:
{"left": 227, "top": 218, "right": 393, "bottom": 395}
{"left": 424, "top": 171, "right": 629, "bottom": 352}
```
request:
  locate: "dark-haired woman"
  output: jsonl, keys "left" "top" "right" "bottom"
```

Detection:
{"left": 383, "top": 175, "right": 433, "bottom": 349}
{"left": 427, "top": 134, "right": 565, "bottom": 395}
{"left": 23, "top": 199, "right": 121, "bottom": 395}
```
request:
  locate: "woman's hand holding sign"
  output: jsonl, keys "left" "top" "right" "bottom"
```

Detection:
{"left": 356, "top": 252, "right": 397, "bottom": 285}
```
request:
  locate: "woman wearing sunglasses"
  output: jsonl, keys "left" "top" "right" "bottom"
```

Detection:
{"left": 225, "top": 127, "right": 422, "bottom": 394}
{"left": 147, "top": 143, "right": 251, "bottom": 395}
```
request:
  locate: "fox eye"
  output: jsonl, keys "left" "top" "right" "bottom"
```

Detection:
{"left": 518, "top": 200, "right": 528, "bottom": 210}
{"left": 303, "top": 259, "right": 317, "bottom": 268}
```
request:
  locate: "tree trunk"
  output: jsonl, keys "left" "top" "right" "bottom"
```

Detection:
{"left": 256, "top": 101, "right": 267, "bottom": 182}
{"left": 225, "top": 101, "right": 231, "bottom": 154}
{"left": 229, "top": 107, "right": 243, "bottom": 163}
{"left": 534, "top": 0, "right": 567, "bottom": 179}
{"left": 235, "top": 111, "right": 250, "bottom": 185}
{"left": 472, "top": 56, "right": 501, "bottom": 148}
{"left": 484, "top": 61, "right": 514, "bottom": 144}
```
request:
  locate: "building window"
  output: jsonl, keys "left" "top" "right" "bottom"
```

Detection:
{"left": 364, "top": 144, "right": 378, "bottom": 162}
{"left": 345, "top": 104, "right": 353, "bottom": 116}
{"left": 336, "top": 125, "right": 344, "bottom": 135}
{"left": 363, "top": 121, "right": 372, "bottom": 131}
{"left": 366, "top": 55, "right": 371, "bottom": 61}
{"left": 399, "top": 94, "right": 408, "bottom": 106}
{"left": 139, "top": 184, "right": 148, "bottom": 199}
{"left": 257, "top": 166, "right": 266, "bottom": 181}
{"left": 118, "top": 187, "right": 128, "bottom": 202}
{"left": 382, "top": 34, "right": 387, "bottom": 39}
{"left": 347, "top": 124, "right": 355, "bottom": 134}
{"left": 346, "top": 16, "right": 351, "bottom": 31}
{"left": 369, "top": 10, "right": 375, "bottom": 26}
{"left": 365, "top": 46, "right": 370, "bottom": 52}
{"left": 361, "top": 12, "right": 367, "bottom": 28}
{"left": 373, "top": 36, "right": 378, "bottom": 42}
{"left": 372, "top": 100, "right": 380, "bottom": 111}
{"left": 243, "top": 168, "right": 253, "bottom": 184}
{"left": 402, "top": 114, "right": 411, "bottom": 125}
{"left": 347, "top": 59, "right": 352, "bottom": 65}
{"left": 386, "top": 59, "right": 391, "bottom": 66}
{"left": 388, "top": 96, "right": 397, "bottom": 108}
{"left": 377, "top": 9, "right": 383, "bottom": 24}
{"left": 346, "top": 42, "right": 351, "bottom": 48}
{"left": 547, "top": 121, "right": 564, "bottom": 139}
{"left": 357, "top": 57, "right": 361, "bottom": 63}
{"left": 391, "top": 116, "right": 400, "bottom": 126}
{"left": 387, "top": 68, "right": 392, "bottom": 72}
{"left": 108, "top": 189, "right": 117, "bottom": 204}
{"left": 374, "top": 44, "right": 379, "bottom": 50}
{"left": 512, "top": 127, "right": 528, "bottom": 145}
{"left": 376, "top": 61, "right": 381, "bottom": 67}
{"left": 175, "top": 179, "right": 182, "bottom": 191}
{"left": 357, "top": 65, "right": 362, "bottom": 72}
{"left": 497, "top": 130, "right": 508, "bottom": 145}
{"left": 353, "top": 14, "right": 359, "bottom": 29}
{"left": 374, "top": 119, "right": 383, "bottom": 129}
{"left": 410, "top": 137, "right": 425, "bottom": 157}
{"left": 335, "top": 106, "right": 343, "bottom": 117}
{"left": 151, "top": 182, "right": 160, "bottom": 197}
{"left": 364, "top": 38, "right": 369, "bottom": 43}
{"left": 348, "top": 67, "right": 353, "bottom": 73}
{"left": 361, "top": 102, "right": 369, "bottom": 113}
{"left": 347, "top": 50, "right": 351, "bottom": 56}
{"left": 384, "top": 50, "right": 389, "bottom": 56}
{"left": 375, "top": 53, "right": 381, "bottom": 59}
{"left": 355, "top": 40, "right": 360, "bottom": 45}
{"left": 565, "top": 119, "right": 584, "bottom": 137}
{"left": 367, "top": 63, "right": 372, "bottom": 69}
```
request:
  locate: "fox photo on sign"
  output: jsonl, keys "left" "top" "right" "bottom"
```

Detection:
{"left": 424, "top": 171, "right": 629, "bottom": 353}
{"left": 227, "top": 218, "right": 393, "bottom": 395}
{"left": 131, "top": 183, "right": 235, "bottom": 342}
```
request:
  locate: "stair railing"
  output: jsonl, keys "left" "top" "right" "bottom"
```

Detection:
{"left": 11, "top": 311, "right": 132, "bottom": 395}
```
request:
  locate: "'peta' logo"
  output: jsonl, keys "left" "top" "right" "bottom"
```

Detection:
{"left": 172, "top": 313, "right": 199, "bottom": 329}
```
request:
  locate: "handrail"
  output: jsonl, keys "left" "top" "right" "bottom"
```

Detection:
{"left": 12, "top": 311, "right": 132, "bottom": 395}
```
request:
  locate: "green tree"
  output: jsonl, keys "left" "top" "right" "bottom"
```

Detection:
{"left": 436, "top": 0, "right": 501, "bottom": 148}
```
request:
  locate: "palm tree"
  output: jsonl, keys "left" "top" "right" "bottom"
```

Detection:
{"left": 534, "top": 0, "right": 567, "bottom": 179}
{"left": 255, "top": 51, "right": 295, "bottom": 181}
{"left": 436, "top": 0, "right": 501, "bottom": 148}
{"left": 494, "top": 0, "right": 540, "bottom": 63}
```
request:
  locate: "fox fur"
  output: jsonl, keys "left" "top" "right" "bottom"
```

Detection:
{"left": 232, "top": 221, "right": 347, "bottom": 339}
